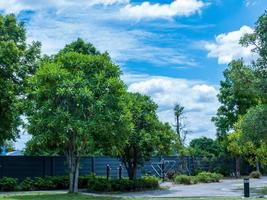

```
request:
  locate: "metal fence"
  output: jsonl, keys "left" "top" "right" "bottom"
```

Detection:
{"left": 0, "top": 155, "right": 250, "bottom": 180}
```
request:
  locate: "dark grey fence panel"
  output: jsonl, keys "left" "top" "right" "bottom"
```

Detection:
{"left": 0, "top": 155, "right": 242, "bottom": 180}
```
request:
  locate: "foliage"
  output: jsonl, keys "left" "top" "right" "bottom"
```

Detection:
{"left": 195, "top": 172, "right": 223, "bottom": 183}
{"left": 189, "top": 137, "right": 223, "bottom": 158}
{"left": 249, "top": 171, "right": 262, "bottom": 179}
{"left": 174, "top": 175, "right": 196, "bottom": 185}
{"left": 212, "top": 59, "right": 258, "bottom": 138}
{"left": 20, "top": 177, "right": 34, "bottom": 191}
{"left": 241, "top": 105, "right": 267, "bottom": 144}
{"left": 87, "top": 175, "right": 159, "bottom": 192}
{"left": 0, "top": 177, "right": 18, "bottom": 191}
{"left": 25, "top": 39, "right": 132, "bottom": 192}
{"left": 120, "top": 92, "right": 176, "bottom": 180}
{"left": 240, "top": 11, "right": 267, "bottom": 103}
{"left": 0, "top": 14, "right": 41, "bottom": 146}
{"left": 174, "top": 172, "right": 223, "bottom": 185}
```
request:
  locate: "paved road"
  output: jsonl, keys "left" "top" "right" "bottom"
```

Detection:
{"left": 87, "top": 177, "right": 267, "bottom": 198}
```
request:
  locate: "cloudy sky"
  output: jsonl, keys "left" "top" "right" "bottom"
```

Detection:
{"left": 0, "top": 0, "right": 266, "bottom": 149}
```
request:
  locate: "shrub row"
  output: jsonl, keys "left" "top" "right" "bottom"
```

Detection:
{"left": 174, "top": 172, "right": 223, "bottom": 185}
{"left": 0, "top": 175, "right": 159, "bottom": 192}
{"left": 88, "top": 175, "right": 159, "bottom": 192}
{"left": 0, "top": 175, "right": 90, "bottom": 191}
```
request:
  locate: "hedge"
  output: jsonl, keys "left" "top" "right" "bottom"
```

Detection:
{"left": 0, "top": 175, "right": 159, "bottom": 192}
{"left": 87, "top": 175, "right": 159, "bottom": 192}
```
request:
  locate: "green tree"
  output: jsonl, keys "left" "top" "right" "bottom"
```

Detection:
{"left": 189, "top": 137, "right": 222, "bottom": 158}
{"left": 25, "top": 39, "right": 131, "bottom": 192}
{"left": 121, "top": 92, "right": 175, "bottom": 180}
{"left": 226, "top": 131, "right": 242, "bottom": 177}
{"left": 240, "top": 11, "right": 267, "bottom": 103}
{"left": 240, "top": 105, "right": 267, "bottom": 171}
{"left": 212, "top": 59, "right": 258, "bottom": 138}
{"left": 0, "top": 14, "right": 40, "bottom": 146}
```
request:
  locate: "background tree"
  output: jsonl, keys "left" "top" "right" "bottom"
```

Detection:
{"left": 121, "top": 92, "right": 175, "bottom": 180}
{"left": 174, "top": 104, "right": 184, "bottom": 143}
{"left": 25, "top": 39, "right": 132, "bottom": 193}
{"left": 226, "top": 131, "right": 242, "bottom": 177}
{"left": 240, "top": 105, "right": 267, "bottom": 171}
{"left": 212, "top": 60, "right": 258, "bottom": 139}
{"left": 0, "top": 14, "right": 40, "bottom": 146}
{"left": 189, "top": 137, "right": 222, "bottom": 158}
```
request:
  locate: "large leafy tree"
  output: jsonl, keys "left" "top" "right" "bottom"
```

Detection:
{"left": 212, "top": 59, "right": 258, "bottom": 139}
{"left": 25, "top": 39, "right": 131, "bottom": 193}
{"left": 0, "top": 14, "right": 40, "bottom": 146}
{"left": 241, "top": 11, "right": 267, "bottom": 103}
{"left": 121, "top": 92, "right": 175, "bottom": 180}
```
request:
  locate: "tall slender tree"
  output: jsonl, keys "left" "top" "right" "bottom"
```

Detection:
{"left": 174, "top": 104, "right": 184, "bottom": 144}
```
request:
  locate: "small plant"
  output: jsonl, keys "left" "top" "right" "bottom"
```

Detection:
{"left": 0, "top": 177, "right": 18, "bottom": 191}
{"left": 20, "top": 177, "right": 34, "bottom": 191}
{"left": 196, "top": 172, "right": 223, "bottom": 183}
{"left": 174, "top": 175, "right": 196, "bottom": 185}
{"left": 33, "top": 177, "right": 55, "bottom": 190}
{"left": 250, "top": 171, "right": 262, "bottom": 179}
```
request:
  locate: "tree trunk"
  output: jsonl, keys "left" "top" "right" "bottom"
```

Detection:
{"left": 67, "top": 153, "right": 80, "bottom": 193}
{"left": 235, "top": 156, "right": 241, "bottom": 178}
{"left": 124, "top": 161, "right": 137, "bottom": 180}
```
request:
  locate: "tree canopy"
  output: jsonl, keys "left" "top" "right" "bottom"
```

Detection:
{"left": 25, "top": 39, "right": 132, "bottom": 192}
{"left": 0, "top": 14, "right": 40, "bottom": 146}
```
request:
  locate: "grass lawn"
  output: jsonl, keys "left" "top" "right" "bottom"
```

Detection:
{"left": 0, "top": 193, "right": 263, "bottom": 200}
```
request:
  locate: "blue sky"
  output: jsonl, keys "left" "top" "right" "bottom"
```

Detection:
{"left": 0, "top": 0, "right": 266, "bottom": 149}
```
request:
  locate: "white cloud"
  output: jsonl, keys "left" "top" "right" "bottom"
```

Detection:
{"left": 205, "top": 25, "right": 256, "bottom": 64}
{"left": 125, "top": 74, "right": 219, "bottom": 142}
{"left": 0, "top": 0, "right": 129, "bottom": 13}
{"left": 120, "top": 0, "right": 206, "bottom": 20}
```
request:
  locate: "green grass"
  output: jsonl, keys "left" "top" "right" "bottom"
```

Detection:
{"left": 0, "top": 193, "right": 263, "bottom": 200}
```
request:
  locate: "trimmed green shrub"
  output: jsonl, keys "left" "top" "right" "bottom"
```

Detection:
{"left": 250, "top": 171, "right": 262, "bottom": 179}
{"left": 20, "top": 177, "right": 34, "bottom": 191}
{"left": 196, "top": 172, "right": 223, "bottom": 183}
{"left": 88, "top": 177, "right": 112, "bottom": 192}
{"left": 174, "top": 175, "right": 196, "bottom": 185}
{"left": 0, "top": 177, "right": 18, "bottom": 191}
{"left": 33, "top": 177, "right": 55, "bottom": 190}
{"left": 88, "top": 175, "right": 159, "bottom": 192}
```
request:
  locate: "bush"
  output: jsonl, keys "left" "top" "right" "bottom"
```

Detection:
{"left": 196, "top": 172, "right": 223, "bottom": 183}
{"left": 0, "top": 177, "right": 18, "bottom": 191}
{"left": 174, "top": 175, "right": 196, "bottom": 185}
{"left": 20, "top": 177, "right": 34, "bottom": 191}
{"left": 88, "top": 175, "right": 159, "bottom": 192}
{"left": 33, "top": 177, "right": 55, "bottom": 190}
{"left": 88, "top": 177, "right": 111, "bottom": 192}
{"left": 250, "top": 171, "right": 262, "bottom": 179}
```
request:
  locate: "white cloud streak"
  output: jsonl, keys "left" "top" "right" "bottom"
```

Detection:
{"left": 0, "top": 0, "right": 129, "bottom": 13}
{"left": 120, "top": 0, "right": 207, "bottom": 20}
{"left": 204, "top": 25, "right": 256, "bottom": 64}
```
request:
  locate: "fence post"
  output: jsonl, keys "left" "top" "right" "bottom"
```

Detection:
{"left": 106, "top": 164, "right": 110, "bottom": 180}
{"left": 91, "top": 157, "right": 95, "bottom": 174}
{"left": 118, "top": 164, "right": 122, "bottom": 179}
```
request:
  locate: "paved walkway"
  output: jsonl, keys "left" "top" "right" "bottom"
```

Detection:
{"left": 86, "top": 177, "right": 267, "bottom": 198}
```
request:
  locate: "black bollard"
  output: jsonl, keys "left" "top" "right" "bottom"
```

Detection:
{"left": 106, "top": 164, "right": 110, "bottom": 180}
{"left": 244, "top": 178, "right": 250, "bottom": 198}
{"left": 118, "top": 164, "right": 122, "bottom": 179}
